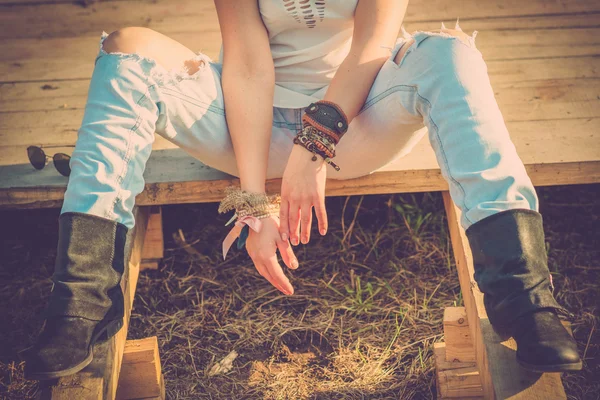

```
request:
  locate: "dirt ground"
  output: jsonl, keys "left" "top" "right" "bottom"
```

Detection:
{"left": 0, "top": 184, "right": 598, "bottom": 399}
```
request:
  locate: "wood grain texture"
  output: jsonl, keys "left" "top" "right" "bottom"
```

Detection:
{"left": 47, "top": 374, "right": 103, "bottom": 400}
{"left": 141, "top": 206, "right": 163, "bottom": 261}
{"left": 116, "top": 337, "right": 163, "bottom": 400}
{"left": 444, "top": 307, "right": 476, "bottom": 363}
{"left": 141, "top": 206, "right": 163, "bottom": 271}
{"left": 1, "top": 4, "right": 598, "bottom": 209}
{"left": 434, "top": 343, "right": 483, "bottom": 399}
{"left": 0, "top": 0, "right": 598, "bottom": 40}
{"left": 3, "top": 28, "right": 600, "bottom": 81}
{"left": 2, "top": 161, "right": 600, "bottom": 210}
{"left": 442, "top": 192, "right": 567, "bottom": 400}
{"left": 3, "top": 78, "right": 599, "bottom": 119}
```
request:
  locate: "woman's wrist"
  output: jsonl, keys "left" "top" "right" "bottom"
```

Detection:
{"left": 291, "top": 144, "right": 326, "bottom": 167}
{"left": 240, "top": 181, "right": 266, "bottom": 194}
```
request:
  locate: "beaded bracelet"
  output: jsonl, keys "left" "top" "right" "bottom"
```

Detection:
{"left": 293, "top": 127, "right": 340, "bottom": 171}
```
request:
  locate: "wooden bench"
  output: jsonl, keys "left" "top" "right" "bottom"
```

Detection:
{"left": 1, "top": 0, "right": 599, "bottom": 398}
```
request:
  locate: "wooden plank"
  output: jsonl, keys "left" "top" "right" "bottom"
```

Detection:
{"left": 3, "top": 77, "right": 599, "bottom": 120}
{"left": 2, "top": 114, "right": 598, "bottom": 195}
{"left": 442, "top": 192, "right": 567, "bottom": 400}
{"left": 0, "top": 0, "right": 598, "bottom": 40}
{"left": 48, "top": 374, "right": 103, "bottom": 400}
{"left": 444, "top": 307, "right": 476, "bottom": 363}
{"left": 45, "top": 206, "right": 150, "bottom": 400}
{"left": 434, "top": 343, "right": 483, "bottom": 399}
{"left": 442, "top": 192, "right": 493, "bottom": 398}
{"left": 116, "top": 337, "right": 163, "bottom": 400}
{"left": 0, "top": 0, "right": 130, "bottom": 4}
{"left": 2, "top": 26, "right": 600, "bottom": 82}
{"left": 141, "top": 206, "right": 163, "bottom": 271}
{"left": 2, "top": 21, "right": 600, "bottom": 64}
{"left": 434, "top": 342, "right": 477, "bottom": 371}
{"left": 2, "top": 160, "right": 599, "bottom": 210}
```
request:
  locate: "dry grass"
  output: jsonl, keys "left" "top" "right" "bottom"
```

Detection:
{"left": 0, "top": 185, "right": 598, "bottom": 399}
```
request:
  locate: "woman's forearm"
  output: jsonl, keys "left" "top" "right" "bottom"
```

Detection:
{"left": 323, "top": 48, "right": 391, "bottom": 122}
{"left": 324, "top": 0, "right": 407, "bottom": 122}
{"left": 222, "top": 64, "right": 275, "bottom": 194}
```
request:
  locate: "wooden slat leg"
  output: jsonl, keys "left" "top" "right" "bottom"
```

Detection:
{"left": 141, "top": 206, "right": 163, "bottom": 271}
{"left": 435, "top": 306, "right": 483, "bottom": 398}
{"left": 44, "top": 206, "right": 151, "bottom": 400}
{"left": 444, "top": 307, "right": 476, "bottom": 363}
{"left": 116, "top": 337, "right": 164, "bottom": 400}
{"left": 434, "top": 342, "right": 483, "bottom": 399}
{"left": 442, "top": 192, "right": 567, "bottom": 399}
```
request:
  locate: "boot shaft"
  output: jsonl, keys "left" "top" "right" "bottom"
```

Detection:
{"left": 465, "top": 209, "right": 566, "bottom": 328}
{"left": 47, "top": 212, "right": 128, "bottom": 321}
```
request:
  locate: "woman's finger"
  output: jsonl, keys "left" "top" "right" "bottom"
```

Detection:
{"left": 279, "top": 198, "right": 290, "bottom": 241}
{"left": 289, "top": 203, "right": 301, "bottom": 246}
{"left": 300, "top": 203, "right": 313, "bottom": 244}
{"left": 314, "top": 195, "right": 328, "bottom": 235}
{"left": 252, "top": 257, "right": 287, "bottom": 294}
{"left": 264, "top": 254, "right": 294, "bottom": 294}
{"left": 277, "top": 237, "right": 299, "bottom": 270}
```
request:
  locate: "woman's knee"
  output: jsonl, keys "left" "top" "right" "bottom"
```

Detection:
{"left": 102, "top": 27, "right": 154, "bottom": 54}
{"left": 102, "top": 27, "right": 201, "bottom": 72}
{"left": 393, "top": 28, "right": 479, "bottom": 66}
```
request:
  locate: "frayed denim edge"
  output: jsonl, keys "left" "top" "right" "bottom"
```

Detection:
{"left": 97, "top": 31, "right": 213, "bottom": 85}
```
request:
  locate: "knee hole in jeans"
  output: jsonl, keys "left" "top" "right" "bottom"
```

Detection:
{"left": 102, "top": 27, "right": 207, "bottom": 77}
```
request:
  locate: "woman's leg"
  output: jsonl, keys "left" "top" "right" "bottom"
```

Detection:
{"left": 25, "top": 28, "right": 236, "bottom": 379}
{"left": 331, "top": 24, "right": 580, "bottom": 372}
{"left": 61, "top": 27, "right": 237, "bottom": 229}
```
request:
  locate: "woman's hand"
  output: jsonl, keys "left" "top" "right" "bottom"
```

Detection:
{"left": 245, "top": 215, "right": 298, "bottom": 295}
{"left": 279, "top": 145, "right": 328, "bottom": 246}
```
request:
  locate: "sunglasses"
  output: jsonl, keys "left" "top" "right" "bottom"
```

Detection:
{"left": 27, "top": 145, "right": 75, "bottom": 177}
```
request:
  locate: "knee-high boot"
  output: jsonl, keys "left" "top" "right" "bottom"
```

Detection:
{"left": 466, "top": 209, "right": 582, "bottom": 372}
{"left": 23, "top": 212, "right": 128, "bottom": 379}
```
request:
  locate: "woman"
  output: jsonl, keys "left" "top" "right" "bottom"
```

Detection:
{"left": 24, "top": 0, "right": 581, "bottom": 380}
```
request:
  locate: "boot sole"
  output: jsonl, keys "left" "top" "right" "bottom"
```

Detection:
{"left": 517, "top": 358, "right": 583, "bottom": 373}
{"left": 25, "top": 318, "right": 123, "bottom": 381}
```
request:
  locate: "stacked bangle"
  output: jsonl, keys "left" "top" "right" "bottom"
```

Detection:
{"left": 294, "top": 100, "right": 348, "bottom": 171}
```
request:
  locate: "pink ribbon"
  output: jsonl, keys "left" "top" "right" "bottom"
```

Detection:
{"left": 222, "top": 215, "right": 263, "bottom": 260}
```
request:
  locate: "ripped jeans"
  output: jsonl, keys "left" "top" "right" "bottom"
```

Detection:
{"left": 61, "top": 27, "right": 538, "bottom": 231}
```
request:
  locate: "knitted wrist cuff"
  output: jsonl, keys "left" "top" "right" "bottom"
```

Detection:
{"left": 218, "top": 186, "right": 281, "bottom": 220}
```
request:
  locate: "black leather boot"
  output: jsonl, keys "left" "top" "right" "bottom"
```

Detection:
{"left": 23, "top": 212, "right": 128, "bottom": 380}
{"left": 513, "top": 309, "right": 582, "bottom": 372}
{"left": 466, "top": 209, "right": 582, "bottom": 373}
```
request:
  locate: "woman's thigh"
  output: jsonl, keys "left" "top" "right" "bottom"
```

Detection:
{"left": 102, "top": 28, "right": 300, "bottom": 179}
{"left": 327, "top": 38, "right": 427, "bottom": 180}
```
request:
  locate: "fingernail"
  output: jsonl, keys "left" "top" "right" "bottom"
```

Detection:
{"left": 320, "top": 228, "right": 326, "bottom": 235}
{"left": 282, "top": 232, "right": 288, "bottom": 241}
{"left": 292, "top": 259, "right": 299, "bottom": 269}
{"left": 292, "top": 238, "right": 298, "bottom": 246}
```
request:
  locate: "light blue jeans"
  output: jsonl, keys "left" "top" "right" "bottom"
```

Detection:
{"left": 61, "top": 29, "right": 538, "bottom": 230}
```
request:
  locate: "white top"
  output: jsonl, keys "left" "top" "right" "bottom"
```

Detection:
{"left": 219, "top": 0, "right": 359, "bottom": 109}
